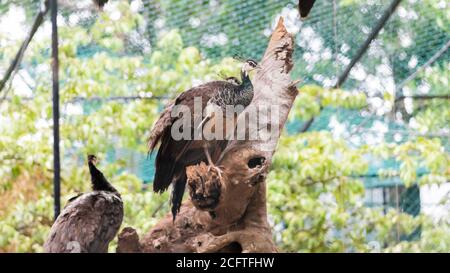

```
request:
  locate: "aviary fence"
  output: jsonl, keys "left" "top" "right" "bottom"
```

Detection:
{"left": 0, "top": 0, "right": 448, "bottom": 251}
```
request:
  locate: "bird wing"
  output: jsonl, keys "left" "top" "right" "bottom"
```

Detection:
{"left": 44, "top": 192, "right": 123, "bottom": 253}
{"left": 147, "top": 102, "right": 175, "bottom": 154}
{"left": 149, "top": 81, "right": 237, "bottom": 218}
{"left": 87, "top": 194, "right": 124, "bottom": 252}
{"left": 151, "top": 84, "right": 213, "bottom": 193}
{"left": 147, "top": 82, "right": 211, "bottom": 154}
{"left": 198, "top": 101, "right": 219, "bottom": 131}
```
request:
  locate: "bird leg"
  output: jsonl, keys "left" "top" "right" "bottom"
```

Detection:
{"left": 203, "top": 144, "right": 223, "bottom": 180}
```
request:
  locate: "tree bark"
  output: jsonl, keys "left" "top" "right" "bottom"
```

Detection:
{"left": 118, "top": 17, "right": 297, "bottom": 253}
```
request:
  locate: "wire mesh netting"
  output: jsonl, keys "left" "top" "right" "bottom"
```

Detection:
{"left": 0, "top": 0, "right": 449, "bottom": 252}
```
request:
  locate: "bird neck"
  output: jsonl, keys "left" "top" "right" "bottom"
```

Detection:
{"left": 240, "top": 71, "right": 253, "bottom": 92}
{"left": 88, "top": 162, "right": 118, "bottom": 194}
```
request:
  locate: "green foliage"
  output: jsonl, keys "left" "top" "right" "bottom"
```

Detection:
{"left": 0, "top": 2, "right": 241, "bottom": 252}
{"left": 0, "top": 1, "right": 449, "bottom": 253}
{"left": 292, "top": 85, "right": 367, "bottom": 121}
{"left": 406, "top": 65, "right": 450, "bottom": 134}
{"left": 269, "top": 132, "right": 449, "bottom": 252}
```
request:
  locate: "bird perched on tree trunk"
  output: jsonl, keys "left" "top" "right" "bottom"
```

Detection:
{"left": 198, "top": 59, "right": 258, "bottom": 168}
{"left": 298, "top": 0, "right": 316, "bottom": 20}
{"left": 147, "top": 59, "right": 258, "bottom": 220}
{"left": 44, "top": 155, "right": 123, "bottom": 253}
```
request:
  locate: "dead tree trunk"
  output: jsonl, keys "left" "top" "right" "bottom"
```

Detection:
{"left": 118, "top": 17, "right": 297, "bottom": 253}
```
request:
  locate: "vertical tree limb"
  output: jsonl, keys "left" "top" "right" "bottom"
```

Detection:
{"left": 300, "top": 0, "right": 403, "bottom": 132}
{"left": 50, "top": 0, "right": 61, "bottom": 220}
{"left": 0, "top": 1, "right": 49, "bottom": 94}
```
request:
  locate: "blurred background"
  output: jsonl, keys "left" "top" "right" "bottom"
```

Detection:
{"left": 0, "top": 0, "right": 448, "bottom": 252}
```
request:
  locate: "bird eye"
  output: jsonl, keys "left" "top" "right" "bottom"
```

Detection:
{"left": 247, "top": 60, "right": 257, "bottom": 67}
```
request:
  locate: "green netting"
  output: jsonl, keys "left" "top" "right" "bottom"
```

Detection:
{"left": 0, "top": 0, "right": 448, "bottom": 245}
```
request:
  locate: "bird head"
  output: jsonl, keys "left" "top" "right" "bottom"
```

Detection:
{"left": 87, "top": 154, "right": 98, "bottom": 165}
{"left": 241, "top": 59, "right": 259, "bottom": 77}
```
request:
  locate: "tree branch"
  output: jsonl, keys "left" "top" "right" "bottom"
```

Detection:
{"left": 0, "top": 1, "right": 49, "bottom": 94}
{"left": 394, "top": 95, "right": 450, "bottom": 103}
{"left": 300, "top": 0, "right": 403, "bottom": 133}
